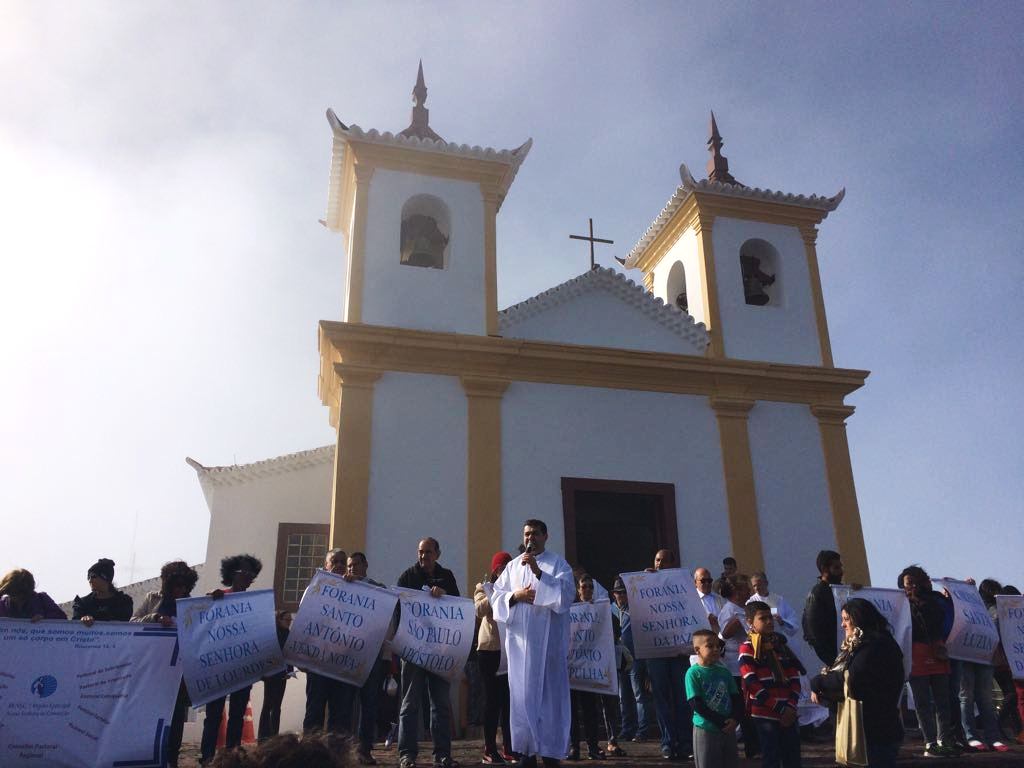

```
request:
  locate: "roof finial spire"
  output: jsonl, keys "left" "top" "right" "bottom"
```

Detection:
{"left": 706, "top": 111, "right": 742, "bottom": 186}
{"left": 400, "top": 61, "right": 444, "bottom": 142}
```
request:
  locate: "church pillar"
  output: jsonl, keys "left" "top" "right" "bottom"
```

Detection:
{"left": 800, "top": 225, "right": 834, "bottom": 368}
{"left": 481, "top": 187, "right": 502, "bottom": 336}
{"left": 461, "top": 376, "right": 509, "bottom": 595}
{"left": 811, "top": 404, "right": 870, "bottom": 584}
{"left": 328, "top": 364, "right": 381, "bottom": 552}
{"left": 344, "top": 163, "right": 375, "bottom": 323}
{"left": 694, "top": 213, "right": 725, "bottom": 357}
{"left": 711, "top": 396, "right": 765, "bottom": 573}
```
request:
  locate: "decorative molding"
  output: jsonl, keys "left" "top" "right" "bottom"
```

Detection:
{"left": 190, "top": 446, "right": 335, "bottom": 488}
{"left": 810, "top": 403, "right": 856, "bottom": 425}
{"left": 318, "top": 321, "right": 869, "bottom": 410}
{"left": 461, "top": 376, "right": 510, "bottom": 399}
{"left": 498, "top": 266, "right": 710, "bottom": 352}
{"left": 710, "top": 396, "right": 756, "bottom": 417}
{"left": 625, "top": 163, "right": 845, "bottom": 269}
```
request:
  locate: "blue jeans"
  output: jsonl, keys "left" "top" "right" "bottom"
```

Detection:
{"left": 398, "top": 660, "right": 452, "bottom": 762}
{"left": 647, "top": 656, "right": 691, "bottom": 755}
{"left": 754, "top": 718, "right": 801, "bottom": 768}
{"left": 200, "top": 685, "right": 252, "bottom": 760}
{"left": 627, "top": 657, "right": 653, "bottom": 737}
{"left": 959, "top": 661, "right": 999, "bottom": 743}
{"left": 617, "top": 665, "right": 638, "bottom": 739}
{"left": 303, "top": 672, "right": 357, "bottom": 734}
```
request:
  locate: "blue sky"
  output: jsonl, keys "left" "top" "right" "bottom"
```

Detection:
{"left": 1, "top": 2, "right": 1021, "bottom": 602}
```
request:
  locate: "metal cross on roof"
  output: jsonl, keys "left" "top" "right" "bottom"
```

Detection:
{"left": 569, "top": 218, "right": 614, "bottom": 270}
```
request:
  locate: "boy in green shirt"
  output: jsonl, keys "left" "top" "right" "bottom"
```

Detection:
{"left": 685, "top": 629, "right": 743, "bottom": 768}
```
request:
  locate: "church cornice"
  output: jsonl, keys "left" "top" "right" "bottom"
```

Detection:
{"left": 624, "top": 163, "right": 845, "bottom": 271}
{"left": 318, "top": 321, "right": 868, "bottom": 424}
{"left": 498, "top": 266, "right": 710, "bottom": 353}
{"left": 187, "top": 445, "right": 335, "bottom": 488}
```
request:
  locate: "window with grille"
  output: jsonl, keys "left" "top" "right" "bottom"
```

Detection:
{"left": 273, "top": 523, "right": 330, "bottom": 611}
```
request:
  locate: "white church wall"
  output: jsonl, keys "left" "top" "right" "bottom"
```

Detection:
{"left": 711, "top": 217, "right": 821, "bottom": 366}
{"left": 501, "top": 285, "right": 703, "bottom": 355}
{"left": 365, "top": 372, "right": 468, "bottom": 588}
{"left": 651, "top": 228, "right": 706, "bottom": 326}
{"left": 358, "top": 169, "right": 486, "bottom": 335}
{"left": 501, "top": 383, "right": 731, "bottom": 574}
{"left": 747, "top": 401, "right": 836, "bottom": 604}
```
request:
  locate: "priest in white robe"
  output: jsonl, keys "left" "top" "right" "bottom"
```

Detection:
{"left": 491, "top": 518, "right": 576, "bottom": 767}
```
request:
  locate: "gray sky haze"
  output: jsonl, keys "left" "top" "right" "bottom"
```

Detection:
{"left": 2, "top": 2, "right": 1022, "bottom": 602}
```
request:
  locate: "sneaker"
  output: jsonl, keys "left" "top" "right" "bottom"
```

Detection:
{"left": 586, "top": 750, "right": 605, "bottom": 760}
{"left": 500, "top": 750, "right": 519, "bottom": 763}
{"left": 435, "top": 759, "right": 460, "bottom": 768}
{"left": 605, "top": 744, "right": 627, "bottom": 757}
{"left": 992, "top": 742, "right": 1010, "bottom": 753}
{"left": 967, "top": 739, "right": 989, "bottom": 752}
{"left": 923, "top": 743, "right": 943, "bottom": 758}
{"left": 399, "top": 759, "right": 417, "bottom": 768}
{"left": 482, "top": 751, "right": 507, "bottom": 765}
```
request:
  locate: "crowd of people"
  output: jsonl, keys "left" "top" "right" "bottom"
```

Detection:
{"left": 1, "top": 532, "right": 1022, "bottom": 768}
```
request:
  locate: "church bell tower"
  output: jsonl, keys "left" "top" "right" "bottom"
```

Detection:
{"left": 624, "top": 113, "right": 845, "bottom": 367}
{"left": 322, "top": 63, "right": 532, "bottom": 336}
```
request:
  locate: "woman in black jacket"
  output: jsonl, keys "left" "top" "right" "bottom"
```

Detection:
{"left": 811, "top": 598, "right": 904, "bottom": 768}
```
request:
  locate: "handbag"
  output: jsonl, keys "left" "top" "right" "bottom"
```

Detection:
{"left": 835, "top": 670, "right": 868, "bottom": 767}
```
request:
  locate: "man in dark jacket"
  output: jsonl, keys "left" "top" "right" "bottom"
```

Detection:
{"left": 396, "top": 537, "right": 460, "bottom": 768}
{"left": 802, "top": 549, "right": 844, "bottom": 667}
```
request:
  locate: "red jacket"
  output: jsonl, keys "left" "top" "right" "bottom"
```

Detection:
{"left": 738, "top": 635, "right": 801, "bottom": 721}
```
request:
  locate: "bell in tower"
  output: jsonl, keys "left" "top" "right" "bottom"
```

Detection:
{"left": 400, "top": 213, "right": 449, "bottom": 269}
{"left": 740, "top": 252, "right": 776, "bottom": 306}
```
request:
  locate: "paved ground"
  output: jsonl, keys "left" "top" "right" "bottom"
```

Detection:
{"left": 179, "top": 732, "right": 1024, "bottom": 767}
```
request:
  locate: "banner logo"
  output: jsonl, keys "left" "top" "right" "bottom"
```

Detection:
{"left": 30, "top": 674, "right": 58, "bottom": 698}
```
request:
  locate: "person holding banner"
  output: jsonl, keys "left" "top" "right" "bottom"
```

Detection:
{"left": 475, "top": 551, "right": 515, "bottom": 765}
{"left": 646, "top": 550, "right": 694, "bottom": 761}
{"left": 71, "top": 557, "right": 134, "bottom": 624}
{"left": 396, "top": 537, "right": 461, "bottom": 768}
{"left": 810, "top": 598, "right": 904, "bottom": 768}
{"left": 346, "top": 551, "right": 392, "bottom": 766}
{"left": 0, "top": 568, "right": 66, "bottom": 620}
{"left": 132, "top": 559, "right": 200, "bottom": 768}
{"left": 802, "top": 550, "right": 843, "bottom": 668}
{"left": 899, "top": 565, "right": 957, "bottom": 758}
{"left": 199, "top": 552, "right": 263, "bottom": 765}
{"left": 610, "top": 577, "right": 652, "bottom": 744}
{"left": 304, "top": 548, "right": 358, "bottom": 737}
{"left": 492, "top": 519, "right": 575, "bottom": 768}
{"left": 568, "top": 573, "right": 608, "bottom": 762}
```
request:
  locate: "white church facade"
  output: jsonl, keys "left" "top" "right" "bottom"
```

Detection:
{"left": 190, "top": 65, "right": 870, "bottom": 666}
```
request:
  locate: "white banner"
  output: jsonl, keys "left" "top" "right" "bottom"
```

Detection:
{"left": 0, "top": 618, "right": 181, "bottom": 768}
{"left": 996, "top": 595, "right": 1024, "bottom": 680}
{"left": 177, "top": 589, "right": 285, "bottom": 706}
{"left": 284, "top": 570, "right": 398, "bottom": 686}
{"left": 568, "top": 600, "right": 618, "bottom": 696}
{"left": 831, "top": 586, "right": 912, "bottom": 680}
{"left": 620, "top": 569, "right": 710, "bottom": 659}
{"left": 391, "top": 588, "right": 475, "bottom": 682}
{"left": 934, "top": 579, "right": 998, "bottom": 665}
{"left": 481, "top": 582, "right": 507, "bottom": 676}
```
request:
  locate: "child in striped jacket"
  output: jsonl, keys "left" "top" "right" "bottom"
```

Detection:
{"left": 738, "top": 601, "right": 803, "bottom": 768}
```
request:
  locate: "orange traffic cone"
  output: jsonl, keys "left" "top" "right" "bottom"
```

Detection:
{"left": 241, "top": 702, "right": 256, "bottom": 744}
{"left": 216, "top": 707, "right": 227, "bottom": 749}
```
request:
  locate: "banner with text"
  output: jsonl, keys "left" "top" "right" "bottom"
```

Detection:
{"left": 620, "top": 569, "right": 710, "bottom": 659}
{"left": 934, "top": 579, "right": 998, "bottom": 665}
{"left": 831, "top": 586, "right": 913, "bottom": 680}
{"left": 481, "top": 582, "right": 507, "bottom": 675}
{"left": 391, "top": 588, "right": 475, "bottom": 682}
{"left": 0, "top": 618, "right": 181, "bottom": 768}
{"left": 996, "top": 595, "right": 1024, "bottom": 681}
{"left": 177, "top": 589, "right": 285, "bottom": 706}
{"left": 568, "top": 599, "right": 618, "bottom": 696}
{"left": 284, "top": 570, "right": 398, "bottom": 686}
